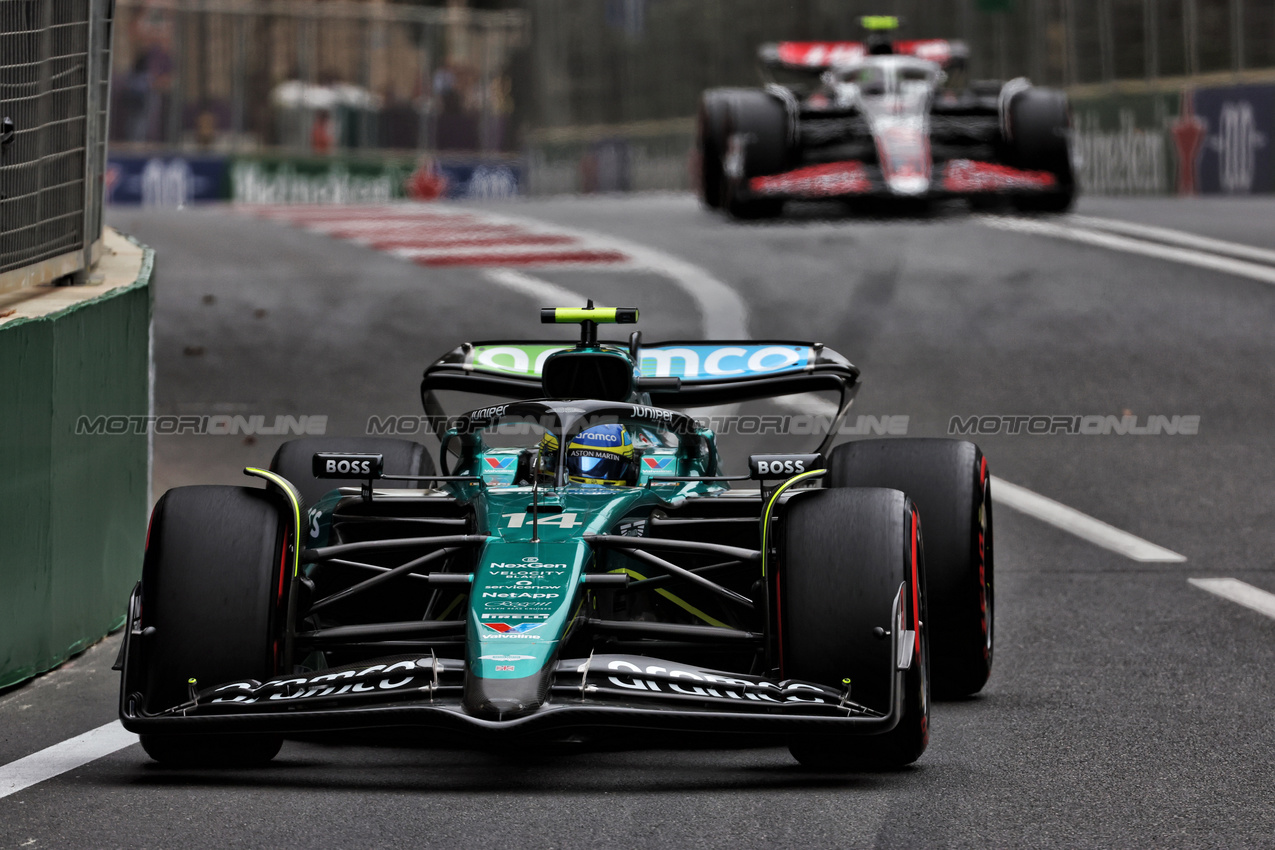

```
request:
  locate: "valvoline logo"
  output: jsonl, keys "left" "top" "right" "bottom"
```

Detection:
{"left": 484, "top": 457, "right": 516, "bottom": 471}
{"left": 482, "top": 622, "right": 544, "bottom": 634}
{"left": 643, "top": 457, "right": 675, "bottom": 471}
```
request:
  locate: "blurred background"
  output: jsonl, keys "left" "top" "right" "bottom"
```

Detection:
{"left": 3, "top": 0, "right": 1272, "bottom": 227}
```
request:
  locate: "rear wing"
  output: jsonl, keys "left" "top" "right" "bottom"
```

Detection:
{"left": 421, "top": 338, "right": 860, "bottom": 416}
{"left": 759, "top": 39, "right": 968, "bottom": 73}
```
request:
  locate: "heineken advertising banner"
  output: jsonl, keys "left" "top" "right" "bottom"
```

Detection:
{"left": 229, "top": 157, "right": 522, "bottom": 204}
{"left": 1070, "top": 83, "right": 1274, "bottom": 196}
{"left": 105, "top": 155, "right": 522, "bottom": 205}
{"left": 230, "top": 157, "right": 414, "bottom": 204}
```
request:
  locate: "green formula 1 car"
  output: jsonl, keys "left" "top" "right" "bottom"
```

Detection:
{"left": 117, "top": 306, "right": 994, "bottom": 770}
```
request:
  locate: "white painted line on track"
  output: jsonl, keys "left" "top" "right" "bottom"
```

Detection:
{"left": 450, "top": 207, "right": 752, "bottom": 340}
{"left": 0, "top": 721, "right": 137, "bottom": 800}
{"left": 1188, "top": 578, "right": 1275, "bottom": 620}
{"left": 980, "top": 215, "right": 1275, "bottom": 286}
{"left": 1068, "top": 215, "right": 1275, "bottom": 266}
{"left": 482, "top": 268, "right": 589, "bottom": 305}
{"left": 990, "top": 475, "right": 1186, "bottom": 562}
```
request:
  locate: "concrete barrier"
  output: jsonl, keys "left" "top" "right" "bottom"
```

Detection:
{"left": 0, "top": 231, "right": 153, "bottom": 690}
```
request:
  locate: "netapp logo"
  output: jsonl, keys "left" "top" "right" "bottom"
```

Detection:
{"left": 482, "top": 592, "right": 561, "bottom": 599}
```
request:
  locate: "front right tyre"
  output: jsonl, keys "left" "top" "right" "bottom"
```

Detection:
{"left": 138, "top": 485, "right": 290, "bottom": 766}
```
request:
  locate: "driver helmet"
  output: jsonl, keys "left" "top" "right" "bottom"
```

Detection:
{"left": 540, "top": 424, "right": 635, "bottom": 486}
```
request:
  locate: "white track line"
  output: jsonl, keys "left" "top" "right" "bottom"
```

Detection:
{"left": 1188, "top": 578, "right": 1275, "bottom": 620}
{"left": 1069, "top": 215, "right": 1275, "bottom": 266}
{"left": 980, "top": 215, "right": 1275, "bottom": 286}
{"left": 482, "top": 268, "right": 588, "bottom": 305}
{"left": 0, "top": 721, "right": 137, "bottom": 800}
{"left": 990, "top": 475, "right": 1186, "bottom": 562}
{"left": 449, "top": 207, "right": 752, "bottom": 340}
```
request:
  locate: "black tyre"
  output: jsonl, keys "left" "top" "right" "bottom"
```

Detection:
{"left": 782, "top": 488, "right": 929, "bottom": 770}
{"left": 828, "top": 439, "right": 993, "bottom": 698}
{"left": 1007, "top": 87, "right": 1075, "bottom": 213}
{"left": 696, "top": 88, "right": 742, "bottom": 210}
{"left": 721, "top": 90, "right": 789, "bottom": 220}
{"left": 269, "top": 436, "right": 436, "bottom": 509}
{"left": 139, "top": 485, "right": 289, "bottom": 766}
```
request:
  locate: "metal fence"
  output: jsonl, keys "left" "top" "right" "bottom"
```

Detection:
{"left": 1, "top": 0, "right": 113, "bottom": 291}
{"left": 108, "top": 0, "right": 527, "bottom": 156}
{"left": 522, "top": 0, "right": 1275, "bottom": 131}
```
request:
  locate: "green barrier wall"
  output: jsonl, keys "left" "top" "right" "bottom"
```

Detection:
{"left": 0, "top": 239, "right": 153, "bottom": 690}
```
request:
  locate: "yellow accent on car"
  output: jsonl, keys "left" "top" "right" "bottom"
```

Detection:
{"left": 861, "top": 15, "right": 900, "bottom": 30}
{"left": 244, "top": 467, "right": 303, "bottom": 577}
{"left": 606, "top": 567, "right": 731, "bottom": 629}
{"left": 760, "top": 469, "right": 827, "bottom": 577}
{"left": 545, "top": 307, "right": 638, "bottom": 324}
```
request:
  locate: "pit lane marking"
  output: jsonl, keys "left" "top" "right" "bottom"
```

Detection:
{"left": 991, "top": 475, "right": 1185, "bottom": 562}
{"left": 1188, "top": 578, "right": 1275, "bottom": 620}
{"left": 980, "top": 215, "right": 1275, "bottom": 287}
{"left": 0, "top": 722, "right": 136, "bottom": 800}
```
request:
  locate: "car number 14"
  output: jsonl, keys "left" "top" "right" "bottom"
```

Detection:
{"left": 502, "top": 512, "right": 581, "bottom": 529}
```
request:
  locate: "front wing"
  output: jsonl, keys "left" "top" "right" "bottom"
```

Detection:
{"left": 746, "top": 159, "right": 1059, "bottom": 201}
{"left": 117, "top": 587, "right": 915, "bottom": 742}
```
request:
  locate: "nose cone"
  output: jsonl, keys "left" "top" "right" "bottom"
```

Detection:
{"left": 463, "top": 674, "right": 548, "bottom": 720}
{"left": 886, "top": 174, "right": 930, "bottom": 196}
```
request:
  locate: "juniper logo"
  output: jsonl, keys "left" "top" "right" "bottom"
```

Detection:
{"left": 948, "top": 414, "right": 1200, "bottom": 436}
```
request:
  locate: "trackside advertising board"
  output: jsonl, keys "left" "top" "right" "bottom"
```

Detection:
{"left": 105, "top": 155, "right": 523, "bottom": 205}
{"left": 1070, "top": 82, "right": 1274, "bottom": 195}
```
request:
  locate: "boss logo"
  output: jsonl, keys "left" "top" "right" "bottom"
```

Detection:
{"left": 312, "top": 452, "right": 385, "bottom": 479}
{"left": 749, "top": 454, "right": 824, "bottom": 480}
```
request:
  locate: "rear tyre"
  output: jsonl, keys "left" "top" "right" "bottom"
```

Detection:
{"left": 139, "top": 485, "right": 289, "bottom": 766}
{"left": 269, "top": 436, "right": 436, "bottom": 509}
{"left": 722, "top": 90, "right": 789, "bottom": 220}
{"left": 782, "top": 488, "right": 929, "bottom": 770}
{"left": 829, "top": 439, "right": 993, "bottom": 698}
{"left": 1007, "top": 87, "right": 1075, "bottom": 213}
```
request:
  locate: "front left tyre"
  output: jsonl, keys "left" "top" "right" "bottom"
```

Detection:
{"left": 1007, "top": 87, "right": 1075, "bottom": 213}
{"left": 781, "top": 487, "right": 930, "bottom": 770}
{"left": 138, "top": 485, "right": 290, "bottom": 766}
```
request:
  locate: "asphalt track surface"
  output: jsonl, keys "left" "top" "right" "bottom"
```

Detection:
{"left": 3, "top": 194, "right": 1274, "bottom": 848}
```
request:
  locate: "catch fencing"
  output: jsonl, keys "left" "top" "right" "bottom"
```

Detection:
{"left": 109, "top": 0, "right": 527, "bottom": 156}
{"left": 0, "top": 0, "right": 114, "bottom": 293}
